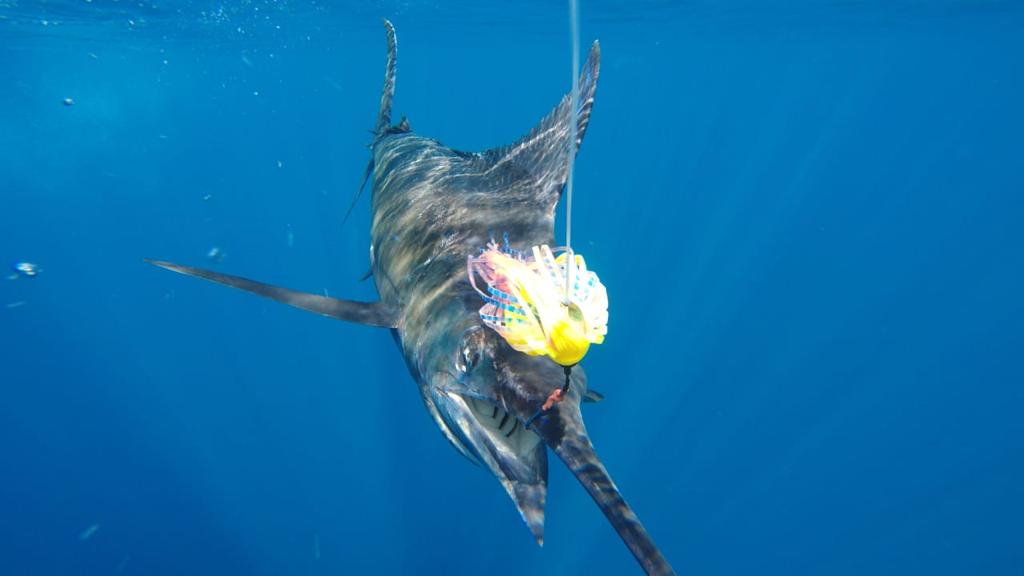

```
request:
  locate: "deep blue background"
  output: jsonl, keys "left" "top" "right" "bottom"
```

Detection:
{"left": 2, "top": 1, "right": 1023, "bottom": 574}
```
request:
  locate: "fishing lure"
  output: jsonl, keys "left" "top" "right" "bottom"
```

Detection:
{"left": 467, "top": 238, "right": 608, "bottom": 369}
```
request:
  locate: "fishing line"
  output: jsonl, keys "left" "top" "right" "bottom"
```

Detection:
{"left": 564, "top": 0, "right": 580, "bottom": 302}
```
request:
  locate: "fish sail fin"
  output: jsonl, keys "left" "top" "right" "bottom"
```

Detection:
{"left": 146, "top": 260, "right": 399, "bottom": 328}
{"left": 474, "top": 41, "right": 600, "bottom": 210}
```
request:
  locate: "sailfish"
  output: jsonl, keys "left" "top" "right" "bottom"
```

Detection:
{"left": 148, "top": 20, "right": 675, "bottom": 575}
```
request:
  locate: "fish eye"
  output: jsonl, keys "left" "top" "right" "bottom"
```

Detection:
{"left": 456, "top": 326, "right": 489, "bottom": 374}
{"left": 460, "top": 346, "right": 480, "bottom": 373}
{"left": 457, "top": 329, "right": 485, "bottom": 374}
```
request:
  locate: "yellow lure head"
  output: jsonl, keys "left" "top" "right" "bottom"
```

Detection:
{"left": 468, "top": 242, "right": 608, "bottom": 367}
{"left": 547, "top": 303, "right": 591, "bottom": 366}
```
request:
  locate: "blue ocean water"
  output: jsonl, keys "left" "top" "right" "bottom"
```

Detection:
{"left": 2, "top": 1, "right": 1023, "bottom": 574}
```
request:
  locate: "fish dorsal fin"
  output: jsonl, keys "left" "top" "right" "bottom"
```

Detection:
{"left": 474, "top": 41, "right": 600, "bottom": 209}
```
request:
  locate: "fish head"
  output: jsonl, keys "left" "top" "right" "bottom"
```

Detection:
{"left": 424, "top": 316, "right": 591, "bottom": 545}
{"left": 439, "top": 323, "right": 671, "bottom": 574}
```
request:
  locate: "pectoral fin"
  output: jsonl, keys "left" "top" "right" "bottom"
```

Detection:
{"left": 146, "top": 259, "right": 399, "bottom": 328}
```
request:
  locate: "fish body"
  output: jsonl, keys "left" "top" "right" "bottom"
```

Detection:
{"left": 149, "top": 21, "right": 674, "bottom": 575}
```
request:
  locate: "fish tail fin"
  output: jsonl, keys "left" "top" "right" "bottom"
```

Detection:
{"left": 372, "top": 19, "right": 403, "bottom": 141}
{"left": 342, "top": 19, "right": 408, "bottom": 228}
